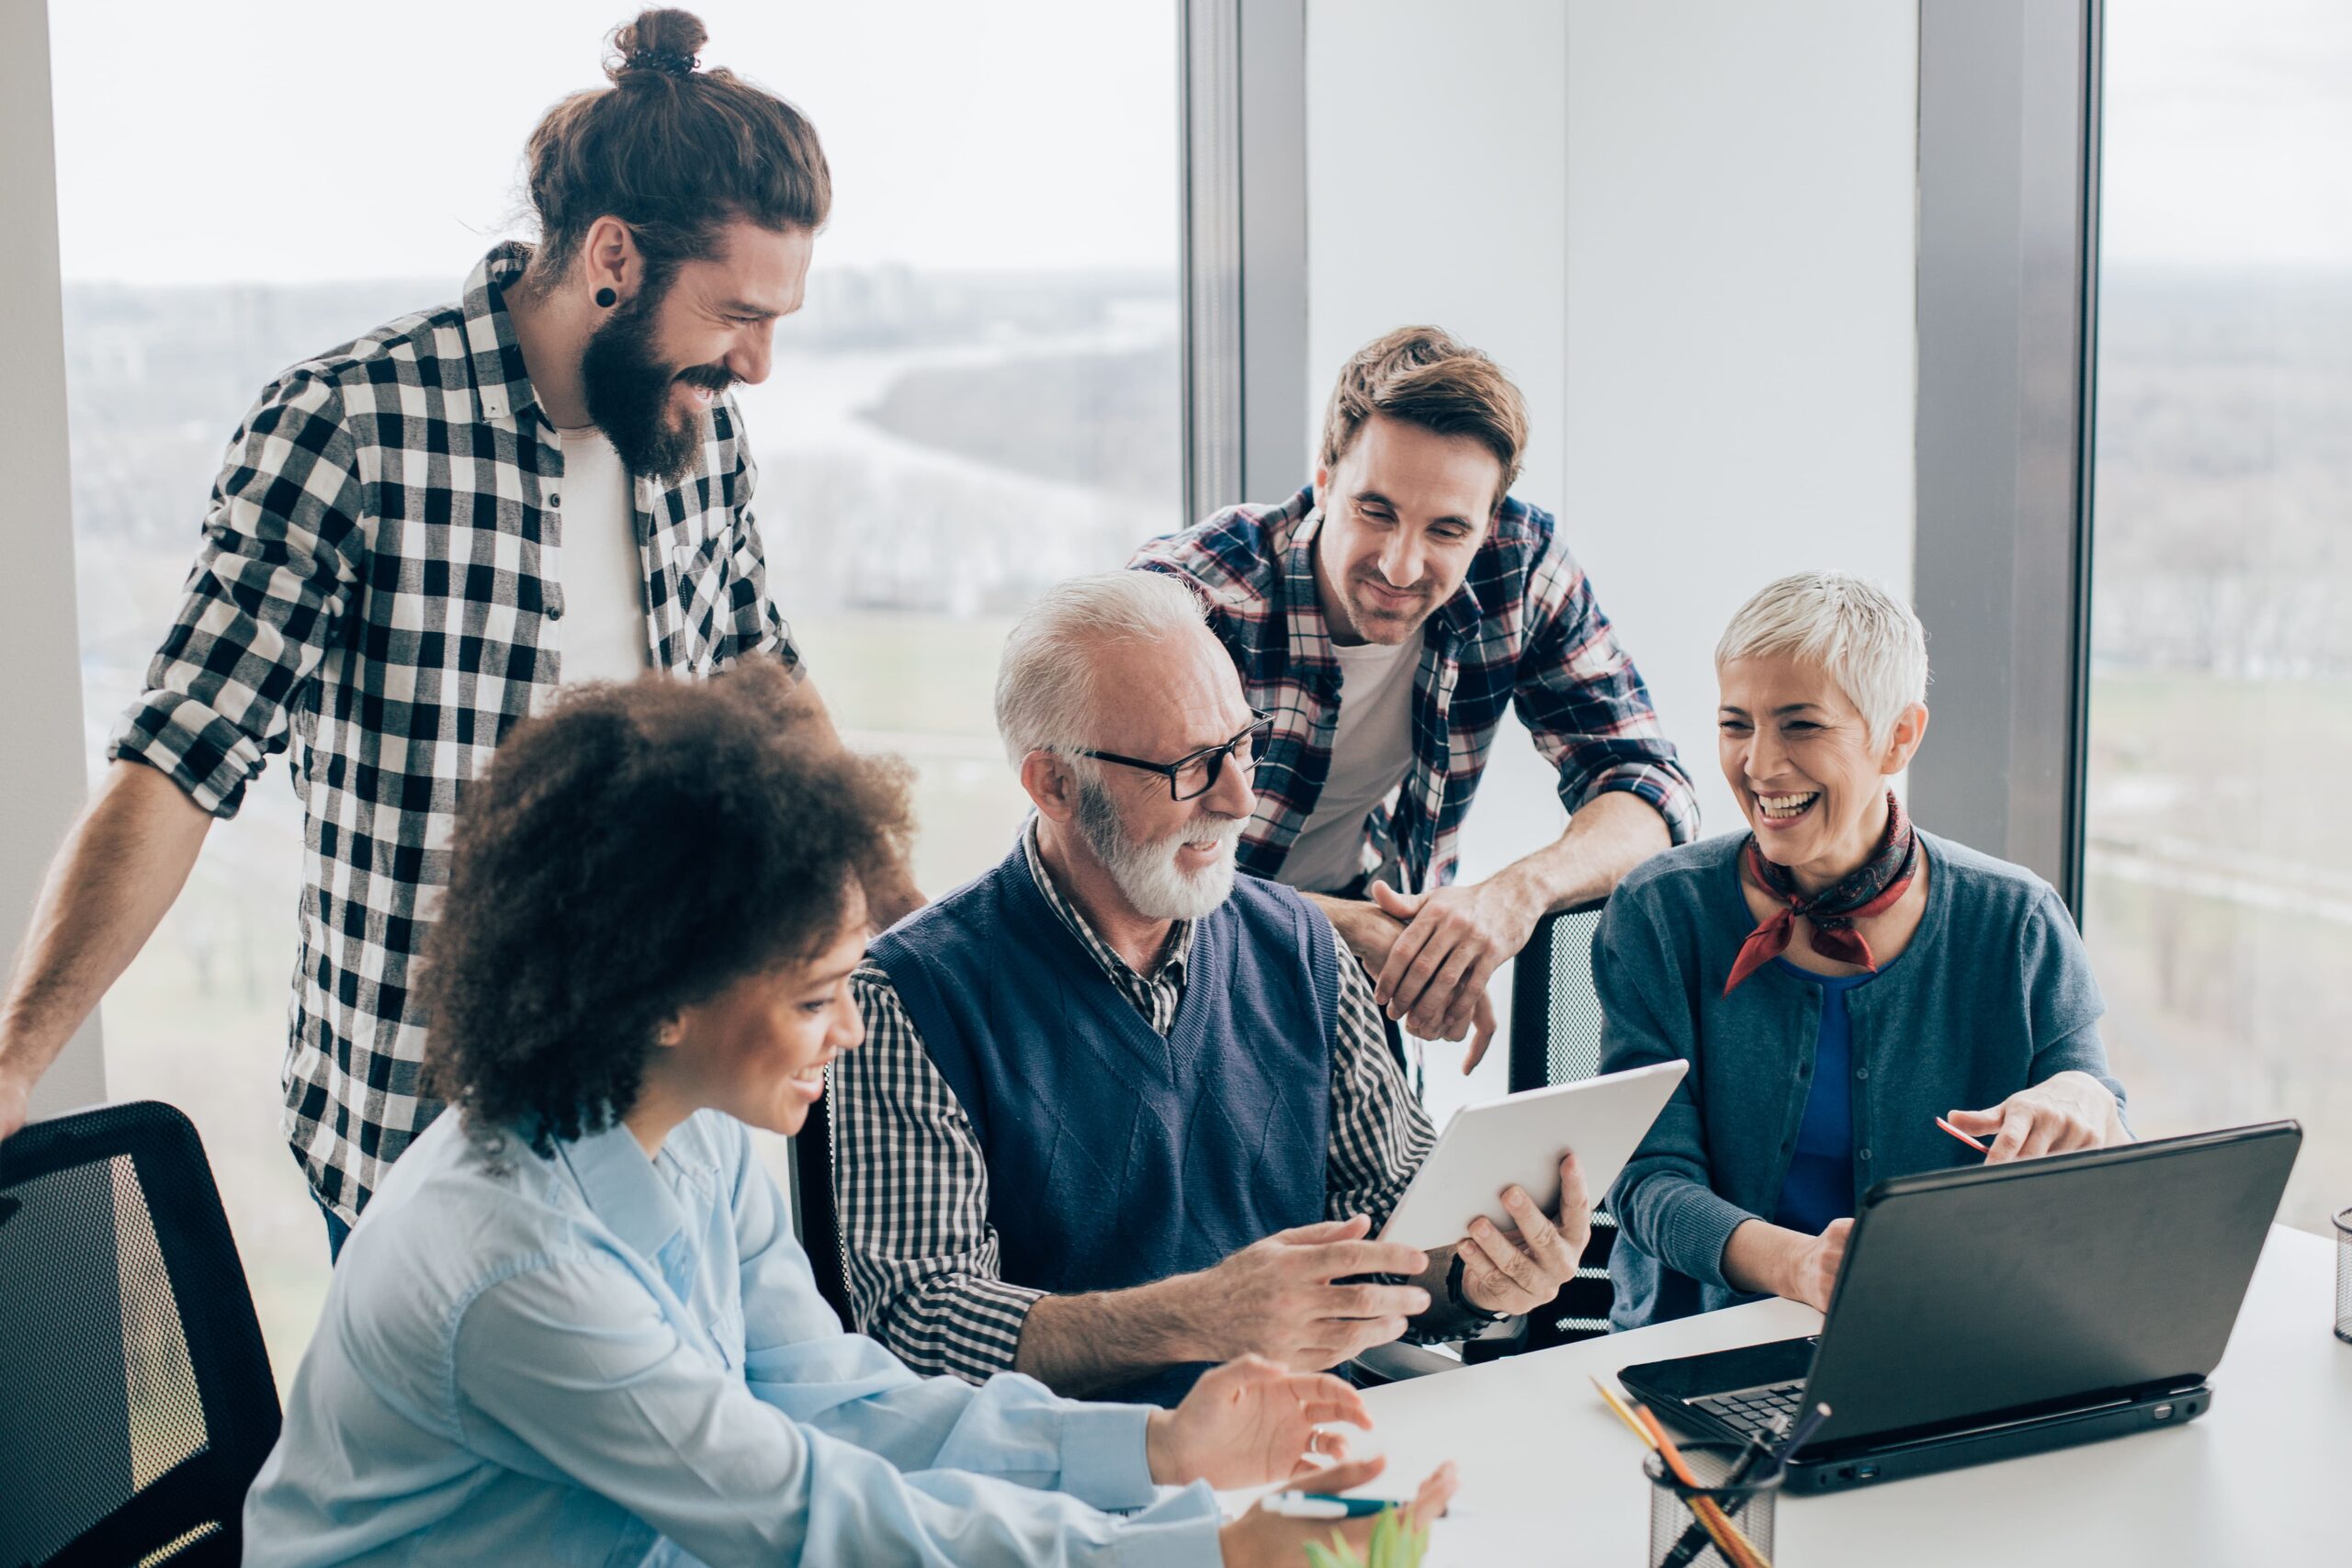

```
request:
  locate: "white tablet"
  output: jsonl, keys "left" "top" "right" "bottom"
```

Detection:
{"left": 1377, "top": 1059, "right": 1689, "bottom": 1250}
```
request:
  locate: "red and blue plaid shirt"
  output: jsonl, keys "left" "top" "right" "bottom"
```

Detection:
{"left": 1132, "top": 488, "right": 1698, "bottom": 892}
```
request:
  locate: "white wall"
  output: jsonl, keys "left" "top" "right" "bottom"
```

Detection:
{"left": 1304, "top": 0, "right": 1569, "bottom": 508}
{"left": 1305, "top": 0, "right": 1917, "bottom": 1111}
{"left": 1, "top": 1, "right": 104, "bottom": 1119}
{"left": 1563, "top": 2, "right": 1918, "bottom": 834}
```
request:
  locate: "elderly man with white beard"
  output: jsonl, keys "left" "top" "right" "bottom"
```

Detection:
{"left": 831, "top": 572, "right": 1590, "bottom": 1407}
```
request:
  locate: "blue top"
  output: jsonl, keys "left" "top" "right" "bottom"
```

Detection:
{"left": 867, "top": 842, "right": 1340, "bottom": 1406}
{"left": 1597, "top": 829, "right": 2126, "bottom": 1331}
{"left": 1766, "top": 961, "right": 1879, "bottom": 1236}
{"left": 242, "top": 1110, "right": 1221, "bottom": 1567}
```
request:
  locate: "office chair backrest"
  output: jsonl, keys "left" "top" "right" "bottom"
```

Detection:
{"left": 792, "top": 1094, "right": 856, "bottom": 1330}
{"left": 1508, "top": 904, "right": 1608, "bottom": 1094}
{"left": 1506, "top": 903, "right": 1619, "bottom": 1349}
{"left": 0, "top": 1100, "right": 280, "bottom": 1568}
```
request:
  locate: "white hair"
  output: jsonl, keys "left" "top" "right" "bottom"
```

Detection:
{"left": 1715, "top": 571, "right": 1928, "bottom": 749}
{"left": 994, "top": 570, "right": 1212, "bottom": 763}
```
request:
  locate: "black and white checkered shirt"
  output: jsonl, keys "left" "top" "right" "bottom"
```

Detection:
{"left": 832, "top": 821, "right": 1436, "bottom": 1383}
{"left": 107, "top": 243, "right": 799, "bottom": 1224}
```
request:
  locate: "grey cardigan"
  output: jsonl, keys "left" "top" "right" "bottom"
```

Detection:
{"left": 1598, "top": 829, "right": 2123, "bottom": 1330}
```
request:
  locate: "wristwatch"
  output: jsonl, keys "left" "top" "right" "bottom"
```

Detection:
{"left": 1445, "top": 1251, "right": 1511, "bottom": 1326}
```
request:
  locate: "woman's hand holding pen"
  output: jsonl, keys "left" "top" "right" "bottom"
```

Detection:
{"left": 1219, "top": 1456, "right": 1458, "bottom": 1568}
{"left": 1945, "top": 1071, "right": 2127, "bottom": 1164}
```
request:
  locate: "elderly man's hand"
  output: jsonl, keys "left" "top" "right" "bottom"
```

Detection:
{"left": 1947, "top": 1072, "right": 2125, "bottom": 1164}
{"left": 1369, "top": 878, "right": 1542, "bottom": 1070}
{"left": 1178, "top": 1215, "right": 1430, "bottom": 1369}
{"left": 1455, "top": 1153, "right": 1592, "bottom": 1316}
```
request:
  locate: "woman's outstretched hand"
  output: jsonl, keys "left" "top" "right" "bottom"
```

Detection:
{"left": 1147, "top": 1355, "right": 1372, "bottom": 1489}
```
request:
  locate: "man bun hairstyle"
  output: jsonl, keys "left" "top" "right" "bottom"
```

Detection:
{"left": 418, "top": 663, "right": 911, "bottom": 1155}
{"left": 1317, "top": 325, "right": 1529, "bottom": 513}
{"left": 523, "top": 8, "right": 831, "bottom": 288}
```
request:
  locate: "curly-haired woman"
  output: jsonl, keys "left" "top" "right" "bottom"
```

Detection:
{"left": 242, "top": 665, "right": 1453, "bottom": 1567}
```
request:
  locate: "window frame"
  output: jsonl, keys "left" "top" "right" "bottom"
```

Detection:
{"left": 1178, "top": 0, "right": 1308, "bottom": 520}
{"left": 5, "top": 0, "right": 107, "bottom": 1119}
{"left": 1910, "top": 0, "right": 2106, "bottom": 912}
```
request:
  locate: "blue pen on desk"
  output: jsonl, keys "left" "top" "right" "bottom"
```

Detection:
{"left": 1261, "top": 1492, "right": 1393, "bottom": 1521}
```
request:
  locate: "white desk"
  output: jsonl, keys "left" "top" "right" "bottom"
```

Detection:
{"left": 1352, "top": 1225, "right": 2348, "bottom": 1563}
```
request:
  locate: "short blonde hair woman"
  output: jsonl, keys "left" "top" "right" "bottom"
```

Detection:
{"left": 1598, "top": 572, "right": 2131, "bottom": 1329}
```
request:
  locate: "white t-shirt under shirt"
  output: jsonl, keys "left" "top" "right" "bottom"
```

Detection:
{"left": 1276, "top": 636, "right": 1421, "bottom": 893}
{"left": 553, "top": 426, "right": 651, "bottom": 688}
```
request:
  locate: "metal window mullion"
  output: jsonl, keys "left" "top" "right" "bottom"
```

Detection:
{"left": 1912, "top": 0, "right": 2103, "bottom": 909}
{"left": 1179, "top": 0, "right": 1306, "bottom": 525}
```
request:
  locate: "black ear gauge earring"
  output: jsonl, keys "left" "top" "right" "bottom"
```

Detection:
{"left": 594, "top": 287, "right": 617, "bottom": 308}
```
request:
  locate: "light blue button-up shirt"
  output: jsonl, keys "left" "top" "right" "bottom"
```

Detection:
{"left": 242, "top": 1109, "right": 1223, "bottom": 1565}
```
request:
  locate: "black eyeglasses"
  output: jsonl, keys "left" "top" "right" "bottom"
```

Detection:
{"left": 1078, "top": 711, "right": 1274, "bottom": 802}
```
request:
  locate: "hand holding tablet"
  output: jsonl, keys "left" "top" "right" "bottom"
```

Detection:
{"left": 1378, "top": 1060, "right": 1689, "bottom": 1252}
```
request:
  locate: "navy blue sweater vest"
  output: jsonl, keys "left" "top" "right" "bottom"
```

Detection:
{"left": 866, "top": 841, "right": 1340, "bottom": 1405}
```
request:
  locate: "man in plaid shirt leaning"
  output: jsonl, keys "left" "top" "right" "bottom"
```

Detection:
{"left": 1132, "top": 326, "right": 1699, "bottom": 1073}
{"left": 0, "top": 12, "right": 915, "bottom": 1253}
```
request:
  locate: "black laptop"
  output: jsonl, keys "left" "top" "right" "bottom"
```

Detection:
{"left": 1616, "top": 1122, "right": 2301, "bottom": 1494}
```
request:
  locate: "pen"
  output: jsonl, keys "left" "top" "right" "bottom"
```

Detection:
{"left": 1657, "top": 1435, "right": 1771, "bottom": 1568}
{"left": 1589, "top": 1380, "right": 1744, "bottom": 1566}
{"left": 1591, "top": 1377, "right": 1770, "bottom": 1568}
{"left": 1937, "top": 1114, "right": 1990, "bottom": 1154}
{"left": 1260, "top": 1492, "right": 1393, "bottom": 1520}
{"left": 1636, "top": 1406, "right": 1773, "bottom": 1568}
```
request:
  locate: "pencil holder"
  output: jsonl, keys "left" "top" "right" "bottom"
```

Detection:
{"left": 1644, "top": 1441, "right": 1781, "bottom": 1568}
{"left": 2335, "top": 1205, "right": 2351, "bottom": 1345}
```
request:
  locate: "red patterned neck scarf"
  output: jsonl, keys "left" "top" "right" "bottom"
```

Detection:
{"left": 1723, "top": 789, "right": 1917, "bottom": 996}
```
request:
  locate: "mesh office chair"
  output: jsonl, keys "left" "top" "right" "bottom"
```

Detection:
{"left": 0, "top": 1100, "right": 280, "bottom": 1568}
{"left": 1505, "top": 900, "right": 1621, "bottom": 1352}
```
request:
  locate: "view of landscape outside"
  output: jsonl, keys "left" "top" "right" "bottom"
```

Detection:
{"left": 51, "top": 1, "right": 1182, "bottom": 1382}
{"left": 2083, "top": 0, "right": 2351, "bottom": 1235}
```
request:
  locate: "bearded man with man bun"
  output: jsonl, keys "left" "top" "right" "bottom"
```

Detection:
{"left": 0, "top": 8, "right": 919, "bottom": 1251}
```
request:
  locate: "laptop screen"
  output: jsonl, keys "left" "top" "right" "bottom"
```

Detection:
{"left": 1800, "top": 1123, "right": 2299, "bottom": 1451}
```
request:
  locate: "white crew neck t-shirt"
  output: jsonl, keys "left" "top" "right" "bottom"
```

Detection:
{"left": 1276, "top": 637, "right": 1421, "bottom": 893}
{"left": 554, "top": 426, "right": 650, "bottom": 688}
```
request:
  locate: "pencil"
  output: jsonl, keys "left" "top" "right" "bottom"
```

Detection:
{"left": 1657, "top": 1434, "right": 1770, "bottom": 1568}
{"left": 1589, "top": 1380, "right": 1770, "bottom": 1568}
{"left": 1636, "top": 1404, "right": 1773, "bottom": 1568}
{"left": 1589, "top": 1375, "right": 1657, "bottom": 1445}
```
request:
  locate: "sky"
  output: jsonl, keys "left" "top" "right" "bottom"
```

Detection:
{"left": 2100, "top": 0, "right": 2352, "bottom": 268}
{"left": 43, "top": 0, "right": 2352, "bottom": 286}
{"left": 46, "top": 0, "right": 1181, "bottom": 285}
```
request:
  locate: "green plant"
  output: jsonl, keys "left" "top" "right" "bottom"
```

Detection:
{"left": 1301, "top": 1507, "right": 1430, "bottom": 1568}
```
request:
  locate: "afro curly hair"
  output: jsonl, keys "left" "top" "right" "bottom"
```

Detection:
{"left": 418, "top": 661, "right": 910, "bottom": 1154}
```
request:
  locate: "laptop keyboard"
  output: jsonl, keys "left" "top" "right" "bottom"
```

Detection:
{"left": 1691, "top": 1381, "right": 1805, "bottom": 1441}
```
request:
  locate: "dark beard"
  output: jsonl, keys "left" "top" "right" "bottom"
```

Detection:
{"left": 580, "top": 284, "right": 729, "bottom": 485}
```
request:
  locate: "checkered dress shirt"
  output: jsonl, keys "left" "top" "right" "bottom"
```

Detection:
{"left": 1130, "top": 489, "right": 1699, "bottom": 892}
{"left": 831, "top": 822, "right": 1435, "bottom": 1383}
{"left": 107, "top": 243, "right": 799, "bottom": 1224}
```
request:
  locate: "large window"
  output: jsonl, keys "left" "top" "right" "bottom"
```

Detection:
{"left": 2085, "top": 0, "right": 2352, "bottom": 1235}
{"left": 51, "top": 0, "right": 1181, "bottom": 1378}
